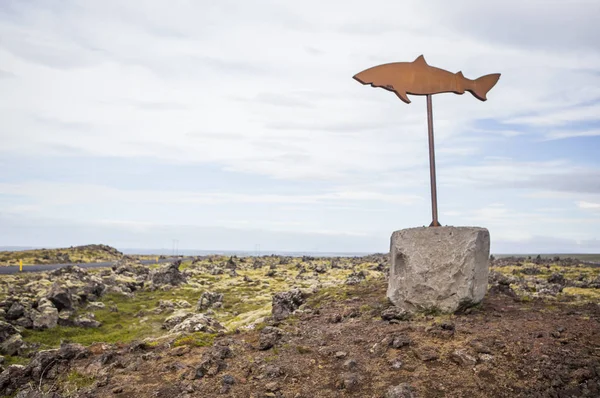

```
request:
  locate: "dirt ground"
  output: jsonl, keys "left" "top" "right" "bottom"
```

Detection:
{"left": 53, "top": 279, "right": 600, "bottom": 398}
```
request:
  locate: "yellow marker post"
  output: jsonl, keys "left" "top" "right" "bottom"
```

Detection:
{"left": 156, "top": 257, "right": 159, "bottom": 263}
{"left": 19, "top": 259, "right": 23, "bottom": 272}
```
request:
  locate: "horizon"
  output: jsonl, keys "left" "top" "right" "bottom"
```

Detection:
{"left": 1, "top": 245, "right": 598, "bottom": 258}
{"left": 1, "top": 1, "right": 599, "bottom": 253}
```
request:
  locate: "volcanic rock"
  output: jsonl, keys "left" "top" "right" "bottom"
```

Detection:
{"left": 272, "top": 289, "right": 305, "bottom": 321}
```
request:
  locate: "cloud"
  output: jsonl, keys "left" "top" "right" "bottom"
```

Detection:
{"left": 457, "top": 202, "right": 600, "bottom": 245}
{"left": 470, "top": 203, "right": 509, "bottom": 221}
{"left": 338, "top": 22, "right": 407, "bottom": 36}
{"left": 264, "top": 119, "right": 395, "bottom": 133}
{"left": 425, "top": 0, "right": 600, "bottom": 52}
{"left": 2, "top": 0, "right": 598, "bottom": 185}
{"left": 0, "top": 0, "right": 599, "bottom": 252}
{"left": 32, "top": 115, "right": 97, "bottom": 132}
{"left": 442, "top": 211, "right": 462, "bottom": 217}
{"left": 0, "top": 69, "right": 15, "bottom": 78}
{"left": 129, "top": 101, "right": 189, "bottom": 111}
{"left": 304, "top": 46, "right": 323, "bottom": 56}
{"left": 578, "top": 201, "right": 600, "bottom": 209}
{"left": 515, "top": 171, "right": 600, "bottom": 194}
{"left": 544, "top": 129, "right": 600, "bottom": 140}
{"left": 436, "top": 146, "right": 479, "bottom": 156}
{"left": 0, "top": 181, "right": 422, "bottom": 208}
{"left": 2, "top": 211, "right": 597, "bottom": 254}
{"left": 243, "top": 92, "right": 315, "bottom": 108}
{"left": 494, "top": 235, "right": 600, "bottom": 254}
{"left": 507, "top": 102, "right": 600, "bottom": 128}
{"left": 443, "top": 159, "right": 600, "bottom": 194}
{"left": 0, "top": 213, "right": 384, "bottom": 253}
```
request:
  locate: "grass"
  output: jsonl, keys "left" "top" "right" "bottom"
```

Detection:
{"left": 3, "top": 355, "right": 29, "bottom": 366}
{"left": 486, "top": 260, "right": 600, "bottom": 304}
{"left": 60, "top": 371, "right": 96, "bottom": 395}
{"left": 224, "top": 305, "right": 271, "bottom": 330}
{"left": 17, "top": 262, "right": 304, "bottom": 350}
{"left": 13, "top": 255, "right": 386, "bottom": 357}
{"left": 562, "top": 287, "right": 600, "bottom": 300}
{"left": 491, "top": 262, "right": 600, "bottom": 302}
{"left": 307, "top": 285, "right": 353, "bottom": 308}
{"left": 500, "top": 264, "right": 600, "bottom": 280}
{"left": 173, "top": 332, "right": 216, "bottom": 347}
{"left": 21, "top": 289, "right": 204, "bottom": 349}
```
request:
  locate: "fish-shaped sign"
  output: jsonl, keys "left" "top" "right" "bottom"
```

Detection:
{"left": 353, "top": 55, "right": 500, "bottom": 104}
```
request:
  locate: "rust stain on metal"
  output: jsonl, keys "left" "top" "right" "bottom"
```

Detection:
{"left": 353, "top": 55, "right": 500, "bottom": 104}
{"left": 353, "top": 55, "right": 500, "bottom": 227}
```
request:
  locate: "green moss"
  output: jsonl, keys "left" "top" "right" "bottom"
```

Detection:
{"left": 562, "top": 287, "right": 600, "bottom": 301}
{"left": 173, "top": 332, "right": 216, "bottom": 347}
{"left": 494, "top": 263, "right": 600, "bottom": 287}
{"left": 3, "top": 355, "right": 29, "bottom": 366}
{"left": 254, "top": 322, "right": 267, "bottom": 332}
{"left": 21, "top": 289, "right": 204, "bottom": 349}
{"left": 224, "top": 305, "right": 271, "bottom": 330}
{"left": 212, "top": 280, "right": 277, "bottom": 328}
{"left": 283, "top": 316, "right": 299, "bottom": 327}
{"left": 359, "top": 304, "right": 372, "bottom": 313}
{"left": 22, "top": 321, "right": 155, "bottom": 348}
{"left": 62, "top": 371, "right": 95, "bottom": 391}
{"left": 178, "top": 261, "right": 194, "bottom": 271}
{"left": 145, "top": 340, "right": 161, "bottom": 348}
{"left": 518, "top": 295, "right": 533, "bottom": 302}
{"left": 14, "top": 255, "right": 385, "bottom": 351}
{"left": 421, "top": 306, "right": 443, "bottom": 316}
{"left": 296, "top": 345, "right": 311, "bottom": 354}
{"left": 307, "top": 286, "right": 350, "bottom": 308}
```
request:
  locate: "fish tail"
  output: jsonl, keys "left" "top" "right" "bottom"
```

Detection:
{"left": 468, "top": 73, "right": 501, "bottom": 101}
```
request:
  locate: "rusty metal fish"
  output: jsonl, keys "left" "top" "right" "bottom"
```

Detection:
{"left": 353, "top": 55, "right": 500, "bottom": 104}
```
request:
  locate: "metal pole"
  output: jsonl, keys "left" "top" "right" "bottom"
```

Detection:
{"left": 426, "top": 95, "right": 441, "bottom": 227}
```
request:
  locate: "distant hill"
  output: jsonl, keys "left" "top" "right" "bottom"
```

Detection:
{"left": 494, "top": 253, "right": 600, "bottom": 263}
{"left": 0, "top": 246, "right": 39, "bottom": 252}
{"left": 0, "top": 244, "right": 123, "bottom": 266}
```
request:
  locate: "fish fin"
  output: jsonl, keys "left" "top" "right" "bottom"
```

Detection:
{"left": 413, "top": 55, "right": 428, "bottom": 65}
{"left": 395, "top": 91, "right": 411, "bottom": 104}
{"left": 455, "top": 71, "right": 466, "bottom": 94}
{"left": 468, "top": 73, "right": 501, "bottom": 101}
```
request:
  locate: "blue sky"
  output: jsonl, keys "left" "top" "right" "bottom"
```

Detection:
{"left": 1, "top": 0, "right": 599, "bottom": 253}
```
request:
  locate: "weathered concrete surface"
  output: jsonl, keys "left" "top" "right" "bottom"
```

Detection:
{"left": 387, "top": 226, "right": 490, "bottom": 313}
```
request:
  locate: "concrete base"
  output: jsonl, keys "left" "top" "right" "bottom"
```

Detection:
{"left": 387, "top": 226, "right": 490, "bottom": 313}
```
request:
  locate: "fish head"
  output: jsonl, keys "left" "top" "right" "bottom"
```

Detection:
{"left": 353, "top": 63, "right": 412, "bottom": 103}
{"left": 353, "top": 65, "right": 397, "bottom": 92}
{"left": 353, "top": 69, "right": 389, "bottom": 89}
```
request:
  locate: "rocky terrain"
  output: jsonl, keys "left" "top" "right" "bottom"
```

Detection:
{"left": 0, "top": 245, "right": 125, "bottom": 266}
{"left": 0, "top": 253, "right": 598, "bottom": 397}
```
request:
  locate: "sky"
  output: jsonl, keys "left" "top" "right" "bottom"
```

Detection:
{"left": 0, "top": 0, "right": 599, "bottom": 254}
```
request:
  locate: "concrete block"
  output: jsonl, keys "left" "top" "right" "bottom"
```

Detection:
{"left": 387, "top": 226, "right": 490, "bottom": 313}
